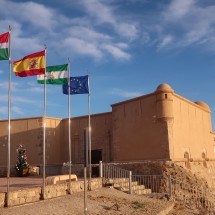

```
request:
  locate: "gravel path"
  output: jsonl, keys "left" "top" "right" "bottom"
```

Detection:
{"left": 0, "top": 188, "right": 173, "bottom": 215}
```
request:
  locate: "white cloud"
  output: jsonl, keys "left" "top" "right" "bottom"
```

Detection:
{"left": 115, "top": 43, "right": 129, "bottom": 49}
{"left": 112, "top": 88, "right": 142, "bottom": 98}
{"left": 82, "top": 0, "right": 115, "bottom": 24}
{"left": 2, "top": 0, "right": 215, "bottom": 59}
{"left": 0, "top": 81, "right": 20, "bottom": 92}
{"left": 13, "top": 37, "right": 42, "bottom": 56}
{"left": 26, "top": 82, "right": 44, "bottom": 93}
{"left": 0, "top": 106, "right": 7, "bottom": 115}
{"left": 157, "top": 35, "right": 174, "bottom": 50}
{"left": 77, "top": 0, "right": 138, "bottom": 40}
{"left": 151, "top": 0, "right": 215, "bottom": 51}
{"left": 102, "top": 44, "right": 130, "bottom": 60}
{"left": 0, "top": 20, "right": 44, "bottom": 58}
{"left": 68, "top": 26, "right": 111, "bottom": 42}
{"left": 62, "top": 26, "right": 131, "bottom": 60}
{"left": 0, "top": 95, "right": 8, "bottom": 103}
{"left": 0, "top": 81, "right": 9, "bottom": 89}
{"left": 141, "top": 32, "right": 151, "bottom": 45}
{"left": 28, "top": 86, "right": 43, "bottom": 93}
{"left": 0, "top": 80, "right": 44, "bottom": 93}
{"left": 62, "top": 37, "right": 103, "bottom": 59}
{"left": 11, "top": 106, "right": 24, "bottom": 115}
{"left": 12, "top": 97, "right": 36, "bottom": 104}
{"left": 0, "top": 0, "right": 57, "bottom": 30}
{"left": 0, "top": 0, "right": 135, "bottom": 61}
{"left": 116, "top": 23, "right": 138, "bottom": 41}
{"left": 164, "top": 0, "right": 195, "bottom": 20}
{"left": 0, "top": 94, "right": 36, "bottom": 104}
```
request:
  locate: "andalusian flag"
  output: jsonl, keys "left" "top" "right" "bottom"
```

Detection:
{"left": 0, "top": 32, "right": 9, "bottom": 60}
{"left": 13, "top": 50, "right": 45, "bottom": 77}
{"left": 37, "top": 64, "right": 68, "bottom": 84}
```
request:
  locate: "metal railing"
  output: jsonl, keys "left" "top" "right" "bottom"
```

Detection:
{"left": 102, "top": 163, "right": 130, "bottom": 179}
{"left": 132, "top": 174, "right": 164, "bottom": 193}
{"left": 100, "top": 162, "right": 166, "bottom": 195}
{"left": 100, "top": 162, "right": 131, "bottom": 193}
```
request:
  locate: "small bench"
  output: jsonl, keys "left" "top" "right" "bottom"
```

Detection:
{"left": 46, "top": 174, "right": 78, "bottom": 185}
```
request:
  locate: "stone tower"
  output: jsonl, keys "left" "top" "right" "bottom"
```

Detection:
{"left": 155, "top": 83, "right": 174, "bottom": 159}
{"left": 155, "top": 83, "right": 174, "bottom": 122}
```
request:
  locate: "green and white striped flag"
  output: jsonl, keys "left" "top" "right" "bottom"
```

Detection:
{"left": 37, "top": 64, "right": 68, "bottom": 84}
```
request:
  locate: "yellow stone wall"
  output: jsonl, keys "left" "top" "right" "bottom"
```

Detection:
{"left": 0, "top": 84, "right": 214, "bottom": 166}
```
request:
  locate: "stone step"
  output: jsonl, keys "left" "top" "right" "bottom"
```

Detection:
{"left": 114, "top": 184, "right": 151, "bottom": 194}
{"left": 105, "top": 178, "right": 130, "bottom": 184}
{"left": 113, "top": 181, "right": 138, "bottom": 188}
{"left": 105, "top": 178, "right": 151, "bottom": 196}
{"left": 133, "top": 188, "right": 151, "bottom": 195}
{"left": 117, "top": 184, "right": 146, "bottom": 191}
{"left": 132, "top": 184, "right": 145, "bottom": 190}
{"left": 123, "top": 188, "right": 151, "bottom": 195}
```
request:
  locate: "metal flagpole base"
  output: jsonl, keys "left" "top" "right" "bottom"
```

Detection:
{"left": 84, "top": 167, "right": 88, "bottom": 214}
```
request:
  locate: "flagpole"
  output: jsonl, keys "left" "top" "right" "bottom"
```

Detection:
{"left": 6, "top": 25, "right": 12, "bottom": 207}
{"left": 87, "top": 70, "right": 92, "bottom": 190}
{"left": 42, "top": 45, "right": 47, "bottom": 200}
{"left": 68, "top": 58, "right": 72, "bottom": 193}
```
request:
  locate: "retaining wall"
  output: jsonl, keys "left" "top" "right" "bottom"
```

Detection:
{"left": 8, "top": 187, "right": 41, "bottom": 207}
{"left": 0, "top": 193, "right": 4, "bottom": 208}
{"left": 0, "top": 178, "right": 103, "bottom": 207}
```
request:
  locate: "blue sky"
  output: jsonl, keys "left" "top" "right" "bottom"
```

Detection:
{"left": 1, "top": 0, "right": 215, "bottom": 128}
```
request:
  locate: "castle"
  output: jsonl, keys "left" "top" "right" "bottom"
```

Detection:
{"left": 0, "top": 83, "right": 215, "bottom": 170}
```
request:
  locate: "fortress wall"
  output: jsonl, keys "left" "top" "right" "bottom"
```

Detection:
{"left": 171, "top": 94, "right": 215, "bottom": 160}
{"left": 112, "top": 95, "right": 170, "bottom": 162}
{"left": 0, "top": 117, "right": 63, "bottom": 167}
{"left": 61, "top": 112, "right": 112, "bottom": 164}
{"left": 45, "top": 118, "right": 64, "bottom": 164}
{"left": 1, "top": 84, "right": 215, "bottom": 168}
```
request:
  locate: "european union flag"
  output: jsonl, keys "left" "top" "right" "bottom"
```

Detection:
{"left": 63, "top": 75, "right": 89, "bottom": 95}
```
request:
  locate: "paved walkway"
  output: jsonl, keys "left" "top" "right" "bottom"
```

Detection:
{"left": 0, "top": 177, "right": 43, "bottom": 192}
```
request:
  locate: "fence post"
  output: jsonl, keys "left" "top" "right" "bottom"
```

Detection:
{"left": 129, "top": 171, "right": 132, "bottom": 194}
{"left": 168, "top": 175, "right": 172, "bottom": 198}
{"left": 99, "top": 161, "right": 103, "bottom": 178}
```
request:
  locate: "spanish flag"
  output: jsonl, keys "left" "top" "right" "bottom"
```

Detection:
{"left": 13, "top": 50, "right": 45, "bottom": 77}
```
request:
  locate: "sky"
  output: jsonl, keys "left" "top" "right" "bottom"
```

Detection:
{"left": 1, "top": 0, "right": 215, "bottom": 128}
